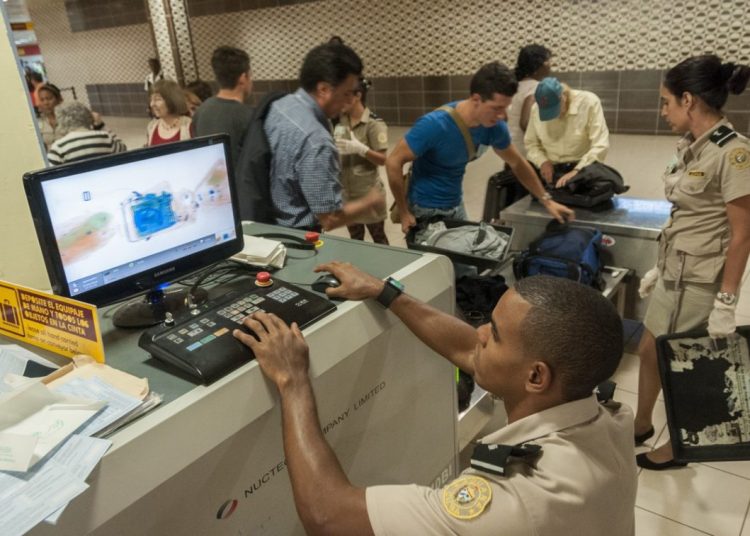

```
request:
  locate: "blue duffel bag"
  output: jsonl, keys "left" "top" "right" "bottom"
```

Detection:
{"left": 513, "top": 221, "right": 604, "bottom": 289}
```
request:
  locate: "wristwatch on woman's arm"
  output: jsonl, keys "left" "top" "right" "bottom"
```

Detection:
{"left": 716, "top": 291, "right": 737, "bottom": 306}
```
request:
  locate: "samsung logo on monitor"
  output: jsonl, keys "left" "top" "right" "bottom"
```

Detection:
{"left": 154, "top": 266, "right": 177, "bottom": 278}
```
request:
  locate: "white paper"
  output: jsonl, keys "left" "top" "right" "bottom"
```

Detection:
{"left": 54, "top": 377, "right": 142, "bottom": 437}
{"left": 1, "top": 374, "right": 38, "bottom": 391}
{"left": 0, "top": 382, "right": 106, "bottom": 471}
{"left": 0, "top": 354, "right": 25, "bottom": 394}
{"left": 44, "top": 434, "right": 111, "bottom": 524}
{"left": 0, "top": 345, "right": 59, "bottom": 395}
{"left": 241, "top": 235, "right": 281, "bottom": 257}
{"left": 0, "top": 433, "right": 37, "bottom": 472}
{"left": 232, "top": 235, "right": 286, "bottom": 268}
{"left": 0, "top": 462, "right": 88, "bottom": 536}
{"left": 0, "top": 344, "right": 59, "bottom": 370}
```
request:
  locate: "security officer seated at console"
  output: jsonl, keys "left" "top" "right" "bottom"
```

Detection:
{"left": 233, "top": 266, "right": 637, "bottom": 535}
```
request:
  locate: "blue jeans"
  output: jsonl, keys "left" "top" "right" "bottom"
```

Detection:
{"left": 409, "top": 203, "right": 468, "bottom": 222}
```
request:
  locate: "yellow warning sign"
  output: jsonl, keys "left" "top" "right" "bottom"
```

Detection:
{"left": 0, "top": 280, "right": 104, "bottom": 362}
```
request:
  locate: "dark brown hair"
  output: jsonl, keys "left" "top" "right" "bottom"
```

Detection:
{"left": 664, "top": 55, "right": 750, "bottom": 112}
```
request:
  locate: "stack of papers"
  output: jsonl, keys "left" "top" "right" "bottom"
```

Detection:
{"left": 0, "top": 354, "right": 162, "bottom": 534}
{"left": 231, "top": 235, "right": 286, "bottom": 268}
{"left": 0, "top": 345, "right": 60, "bottom": 394}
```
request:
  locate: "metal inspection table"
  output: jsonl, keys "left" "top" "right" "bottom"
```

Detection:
{"left": 500, "top": 196, "right": 671, "bottom": 319}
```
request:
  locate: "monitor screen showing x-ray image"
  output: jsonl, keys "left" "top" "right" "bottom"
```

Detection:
{"left": 24, "top": 136, "right": 243, "bottom": 309}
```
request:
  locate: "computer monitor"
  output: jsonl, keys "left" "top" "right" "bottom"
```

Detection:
{"left": 23, "top": 135, "right": 244, "bottom": 328}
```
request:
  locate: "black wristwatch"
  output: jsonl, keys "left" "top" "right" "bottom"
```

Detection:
{"left": 376, "top": 277, "right": 404, "bottom": 308}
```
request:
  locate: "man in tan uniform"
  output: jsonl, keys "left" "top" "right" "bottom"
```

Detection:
{"left": 234, "top": 269, "right": 637, "bottom": 535}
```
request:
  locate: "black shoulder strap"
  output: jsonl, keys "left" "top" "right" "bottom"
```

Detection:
{"left": 254, "top": 91, "right": 288, "bottom": 121}
{"left": 710, "top": 125, "right": 738, "bottom": 147}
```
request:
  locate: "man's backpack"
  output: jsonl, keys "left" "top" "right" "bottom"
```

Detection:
{"left": 513, "top": 221, "right": 604, "bottom": 289}
{"left": 235, "top": 91, "right": 287, "bottom": 223}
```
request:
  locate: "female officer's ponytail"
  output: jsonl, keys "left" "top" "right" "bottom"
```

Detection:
{"left": 664, "top": 55, "right": 749, "bottom": 112}
{"left": 723, "top": 62, "right": 750, "bottom": 95}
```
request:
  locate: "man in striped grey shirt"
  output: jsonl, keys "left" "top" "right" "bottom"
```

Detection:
{"left": 47, "top": 101, "right": 127, "bottom": 165}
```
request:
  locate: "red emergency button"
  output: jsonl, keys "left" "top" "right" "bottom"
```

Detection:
{"left": 304, "top": 231, "right": 324, "bottom": 248}
{"left": 255, "top": 271, "right": 273, "bottom": 287}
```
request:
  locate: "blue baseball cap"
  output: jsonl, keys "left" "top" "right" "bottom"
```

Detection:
{"left": 535, "top": 77, "right": 563, "bottom": 121}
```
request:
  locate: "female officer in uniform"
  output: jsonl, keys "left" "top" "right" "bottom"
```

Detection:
{"left": 334, "top": 77, "right": 390, "bottom": 244}
{"left": 635, "top": 55, "right": 750, "bottom": 470}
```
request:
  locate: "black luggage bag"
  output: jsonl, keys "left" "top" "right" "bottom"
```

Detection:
{"left": 482, "top": 168, "right": 522, "bottom": 222}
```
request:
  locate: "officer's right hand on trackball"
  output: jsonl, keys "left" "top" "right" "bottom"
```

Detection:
{"left": 314, "top": 261, "right": 384, "bottom": 301}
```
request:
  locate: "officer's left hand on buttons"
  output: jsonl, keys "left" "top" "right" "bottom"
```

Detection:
{"left": 234, "top": 316, "right": 261, "bottom": 343}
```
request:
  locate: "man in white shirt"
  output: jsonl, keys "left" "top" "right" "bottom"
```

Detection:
{"left": 525, "top": 77, "right": 610, "bottom": 188}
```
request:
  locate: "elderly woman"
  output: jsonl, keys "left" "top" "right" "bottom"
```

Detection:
{"left": 47, "top": 102, "right": 126, "bottom": 165}
{"left": 524, "top": 77, "right": 610, "bottom": 188}
{"left": 146, "top": 80, "right": 192, "bottom": 146}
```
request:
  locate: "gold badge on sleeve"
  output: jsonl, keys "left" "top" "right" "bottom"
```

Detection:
{"left": 377, "top": 132, "right": 388, "bottom": 145}
{"left": 442, "top": 475, "right": 492, "bottom": 520}
{"left": 729, "top": 148, "right": 750, "bottom": 170}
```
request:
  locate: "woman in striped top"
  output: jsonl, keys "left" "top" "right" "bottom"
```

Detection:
{"left": 47, "top": 102, "right": 127, "bottom": 165}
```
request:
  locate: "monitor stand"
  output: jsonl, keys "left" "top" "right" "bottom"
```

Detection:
{"left": 113, "top": 288, "right": 209, "bottom": 329}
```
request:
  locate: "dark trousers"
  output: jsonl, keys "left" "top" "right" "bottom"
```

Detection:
{"left": 347, "top": 221, "right": 389, "bottom": 245}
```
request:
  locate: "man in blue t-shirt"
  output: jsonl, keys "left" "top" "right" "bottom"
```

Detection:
{"left": 386, "top": 62, "right": 574, "bottom": 233}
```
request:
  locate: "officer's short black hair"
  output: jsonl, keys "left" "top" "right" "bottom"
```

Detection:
{"left": 300, "top": 43, "right": 363, "bottom": 92}
{"left": 470, "top": 62, "right": 518, "bottom": 101}
{"left": 211, "top": 46, "right": 251, "bottom": 89}
{"left": 665, "top": 55, "right": 750, "bottom": 112}
{"left": 515, "top": 44, "right": 552, "bottom": 80}
{"left": 514, "top": 276, "right": 623, "bottom": 401}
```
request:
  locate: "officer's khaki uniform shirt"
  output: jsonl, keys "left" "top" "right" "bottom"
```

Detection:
{"left": 657, "top": 119, "right": 750, "bottom": 284}
{"left": 339, "top": 109, "right": 388, "bottom": 223}
{"left": 366, "top": 395, "right": 637, "bottom": 536}
{"left": 525, "top": 89, "right": 609, "bottom": 170}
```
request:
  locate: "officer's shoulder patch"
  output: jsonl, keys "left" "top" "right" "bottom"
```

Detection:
{"left": 441, "top": 475, "right": 492, "bottom": 520}
{"left": 377, "top": 132, "right": 388, "bottom": 145}
{"left": 369, "top": 111, "right": 381, "bottom": 120}
{"left": 728, "top": 147, "right": 750, "bottom": 170}
{"left": 710, "top": 125, "right": 738, "bottom": 147}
